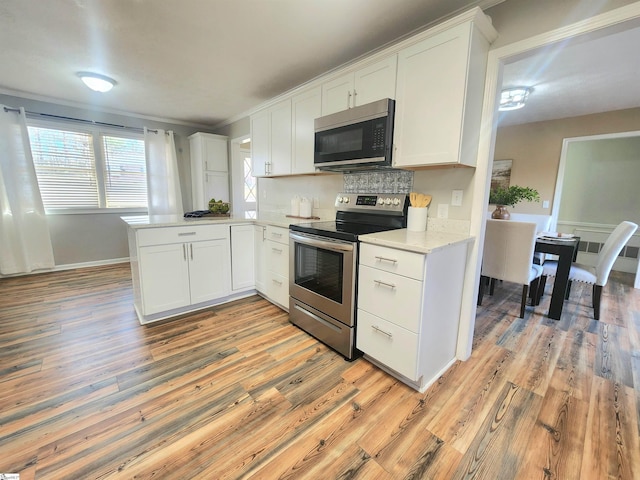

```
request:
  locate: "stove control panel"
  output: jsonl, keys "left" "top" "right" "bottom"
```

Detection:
{"left": 335, "top": 193, "right": 407, "bottom": 213}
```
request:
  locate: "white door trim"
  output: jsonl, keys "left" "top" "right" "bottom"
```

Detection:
{"left": 458, "top": 2, "right": 640, "bottom": 360}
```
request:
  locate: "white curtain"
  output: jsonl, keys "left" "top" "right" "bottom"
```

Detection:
{"left": 0, "top": 106, "right": 55, "bottom": 274}
{"left": 144, "top": 127, "right": 183, "bottom": 216}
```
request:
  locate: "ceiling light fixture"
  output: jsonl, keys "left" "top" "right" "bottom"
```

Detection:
{"left": 499, "top": 87, "right": 532, "bottom": 111}
{"left": 77, "top": 72, "right": 116, "bottom": 93}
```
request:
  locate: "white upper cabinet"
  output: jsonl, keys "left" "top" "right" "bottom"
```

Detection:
{"left": 291, "top": 86, "right": 322, "bottom": 174}
{"left": 393, "top": 16, "right": 495, "bottom": 168}
{"left": 189, "top": 133, "right": 229, "bottom": 209}
{"left": 250, "top": 98, "right": 292, "bottom": 177}
{"left": 321, "top": 55, "right": 397, "bottom": 115}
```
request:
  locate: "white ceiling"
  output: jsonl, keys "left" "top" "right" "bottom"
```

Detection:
{"left": 0, "top": 0, "right": 638, "bottom": 129}
{"left": 499, "top": 24, "right": 640, "bottom": 126}
{"left": 0, "top": 0, "right": 502, "bottom": 127}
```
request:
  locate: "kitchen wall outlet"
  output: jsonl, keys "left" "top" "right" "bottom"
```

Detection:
{"left": 437, "top": 203, "right": 449, "bottom": 218}
{"left": 451, "top": 190, "right": 463, "bottom": 206}
{"left": 543, "top": 200, "right": 550, "bottom": 209}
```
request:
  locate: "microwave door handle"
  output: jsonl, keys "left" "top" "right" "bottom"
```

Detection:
{"left": 289, "top": 232, "right": 354, "bottom": 253}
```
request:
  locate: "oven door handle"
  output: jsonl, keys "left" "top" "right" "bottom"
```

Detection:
{"left": 289, "top": 232, "right": 355, "bottom": 252}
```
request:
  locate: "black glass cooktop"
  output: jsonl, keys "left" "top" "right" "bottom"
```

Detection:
{"left": 290, "top": 220, "right": 402, "bottom": 242}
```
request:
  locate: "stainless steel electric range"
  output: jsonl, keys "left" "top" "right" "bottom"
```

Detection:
{"left": 289, "top": 193, "right": 409, "bottom": 360}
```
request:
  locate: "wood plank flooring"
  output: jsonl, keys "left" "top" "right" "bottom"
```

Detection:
{"left": 0, "top": 264, "right": 638, "bottom": 479}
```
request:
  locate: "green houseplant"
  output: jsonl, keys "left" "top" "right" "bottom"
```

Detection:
{"left": 489, "top": 185, "right": 540, "bottom": 219}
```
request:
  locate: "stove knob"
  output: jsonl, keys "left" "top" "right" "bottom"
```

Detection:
{"left": 384, "top": 197, "right": 392, "bottom": 205}
{"left": 342, "top": 196, "right": 350, "bottom": 203}
{"left": 377, "top": 197, "right": 384, "bottom": 205}
{"left": 337, "top": 196, "right": 343, "bottom": 203}
{"left": 393, "top": 198, "right": 401, "bottom": 206}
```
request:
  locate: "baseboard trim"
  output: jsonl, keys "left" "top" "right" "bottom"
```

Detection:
{"left": 1, "top": 257, "right": 130, "bottom": 278}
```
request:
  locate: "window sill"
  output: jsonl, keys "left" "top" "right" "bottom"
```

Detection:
{"left": 45, "top": 208, "right": 149, "bottom": 215}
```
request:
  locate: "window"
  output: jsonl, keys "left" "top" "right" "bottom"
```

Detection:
{"left": 243, "top": 150, "right": 257, "bottom": 219}
{"left": 27, "top": 122, "right": 147, "bottom": 212}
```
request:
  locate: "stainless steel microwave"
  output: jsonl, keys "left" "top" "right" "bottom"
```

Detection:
{"left": 314, "top": 98, "right": 395, "bottom": 172}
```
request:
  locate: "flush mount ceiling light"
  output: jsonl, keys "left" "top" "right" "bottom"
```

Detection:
{"left": 77, "top": 72, "right": 116, "bottom": 93}
{"left": 499, "top": 87, "right": 532, "bottom": 111}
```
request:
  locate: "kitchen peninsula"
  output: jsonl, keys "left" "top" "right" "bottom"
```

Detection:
{"left": 122, "top": 214, "right": 309, "bottom": 325}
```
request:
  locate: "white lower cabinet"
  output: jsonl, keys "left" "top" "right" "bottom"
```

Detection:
{"left": 230, "top": 224, "right": 255, "bottom": 291}
{"left": 265, "top": 225, "right": 290, "bottom": 309}
{"left": 357, "top": 241, "right": 468, "bottom": 392}
{"left": 254, "top": 225, "right": 267, "bottom": 294}
{"left": 129, "top": 224, "right": 231, "bottom": 324}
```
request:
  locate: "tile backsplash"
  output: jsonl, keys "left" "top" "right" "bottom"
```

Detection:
{"left": 343, "top": 170, "right": 414, "bottom": 193}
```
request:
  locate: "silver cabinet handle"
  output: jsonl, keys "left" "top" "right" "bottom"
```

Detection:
{"left": 182, "top": 243, "right": 187, "bottom": 261}
{"left": 190, "top": 243, "right": 193, "bottom": 260}
{"left": 271, "top": 232, "right": 283, "bottom": 238}
{"left": 272, "top": 247, "right": 283, "bottom": 254}
{"left": 375, "top": 256, "right": 397, "bottom": 264}
{"left": 272, "top": 278, "right": 283, "bottom": 286}
{"left": 372, "top": 325, "right": 392, "bottom": 338}
{"left": 205, "top": 161, "right": 208, "bottom": 171}
{"left": 347, "top": 91, "right": 352, "bottom": 108}
{"left": 374, "top": 279, "right": 396, "bottom": 289}
{"left": 178, "top": 232, "right": 197, "bottom": 236}
{"left": 353, "top": 89, "right": 357, "bottom": 106}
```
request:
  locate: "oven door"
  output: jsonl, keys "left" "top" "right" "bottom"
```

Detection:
{"left": 289, "top": 231, "right": 356, "bottom": 326}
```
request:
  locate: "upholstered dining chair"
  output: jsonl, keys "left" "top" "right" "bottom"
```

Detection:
{"left": 478, "top": 219, "right": 543, "bottom": 318}
{"left": 538, "top": 220, "right": 638, "bottom": 320}
{"left": 509, "top": 213, "right": 552, "bottom": 264}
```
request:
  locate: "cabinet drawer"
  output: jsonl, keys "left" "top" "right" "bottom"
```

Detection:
{"left": 357, "top": 310, "right": 418, "bottom": 381}
{"left": 137, "top": 225, "right": 229, "bottom": 247}
{"left": 266, "top": 225, "right": 289, "bottom": 245}
{"left": 267, "top": 241, "right": 289, "bottom": 277}
{"left": 268, "top": 272, "right": 289, "bottom": 308}
{"left": 359, "top": 243, "right": 424, "bottom": 280}
{"left": 358, "top": 265, "right": 422, "bottom": 332}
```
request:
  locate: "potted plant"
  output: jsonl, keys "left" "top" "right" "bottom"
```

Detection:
{"left": 489, "top": 185, "right": 540, "bottom": 219}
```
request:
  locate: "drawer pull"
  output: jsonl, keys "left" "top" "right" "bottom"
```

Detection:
{"left": 271, "top": 232, "right": 283, "bottom": 237}
{"left": 182, "top": 243, "right": 187, "bottom": 261}
{"left": 374, "top": 279, "right": 396, "bottom": 289}
{"left": 178, "top": 232, "right": 197, "bottom": 236}
{"left": 272, "top": 247, "right": 283, "bottom": 254}
{"left": 375, "top": 256, "right": 397, "bottom": 264}
{"left": 272, "top": 278, "right": 283, "bottom": 286}
{"left": 372, "top": 325, "right": 393, "bottom": 338}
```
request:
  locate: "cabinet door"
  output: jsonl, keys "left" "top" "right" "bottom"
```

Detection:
{"left": 250, "top": 109, "right": 270, "bottom": 177}
{"left": 291, "top": 86, "right": 322, "bottom": 174}
{"left": 203, "top": 171, "right": 229, "bottom": 204}
{"left": 254, "top": 225, "right": 267, "bottom": 294}
{"left": 201, "top": 134, "right": 228, "bottom": 172}
{"left": 231, "top": 224, "right": 255, "bottom": 291}
{"left": 188, "top": 239, "right": 230, "bottom": 304}
{"left": 353, "top": 55, "right": 397, "bottom": 106}
{"left": 269, "top": 99, "right": 292, "bottom": 176}
{"left": 321, "top": 74, "right": 354, "bottom": 115}
{"left": 139, "top": 243, "right": 191, "bottom": 315}
{"left": 393, "top": 23, "right": 470, "bottom": 167}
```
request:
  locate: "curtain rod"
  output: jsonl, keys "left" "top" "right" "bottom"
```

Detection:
{"left": 3, "top": 106, "right": 146, "bottom": 134}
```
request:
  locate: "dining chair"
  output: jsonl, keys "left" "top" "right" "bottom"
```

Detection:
{"left": 478, "top": 219, "right": 543, "bottom": 318}
{"left": 538, "top": 220, "right": 638, "bottom": 319}
{"left": 508, "top": 213, "right": 552, "bottom": 264}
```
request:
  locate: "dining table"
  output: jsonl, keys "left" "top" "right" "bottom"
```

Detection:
{"left": 534, "top": 235, "right": 581, "bottom": 320}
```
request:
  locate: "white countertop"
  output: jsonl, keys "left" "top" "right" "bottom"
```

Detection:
{"left": 120, "top": 213, "right": 328, "bottom": 230}
{"left": 359, "top": 228, "right": 474, "bottom": 254}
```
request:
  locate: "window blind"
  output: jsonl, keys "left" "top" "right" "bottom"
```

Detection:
{"left": 102, "top": 135, "right": 147, "bottom": 208}
{"left": 27, "top": 125, "right": 147, "bottom": 211}
{"left": 28, "top": 126, "right": 99, "bottom": 209}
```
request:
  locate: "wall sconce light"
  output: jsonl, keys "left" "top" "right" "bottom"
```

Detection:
{"left": 499, "top": 87, "right": 532, "bottom": 111}
{"left": 77, "top": 72, "right": 116, "bottom": 93}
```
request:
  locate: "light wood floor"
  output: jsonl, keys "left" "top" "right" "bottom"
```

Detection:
{"left": 0, "top": 263, "right": 638, "bottom": 479}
